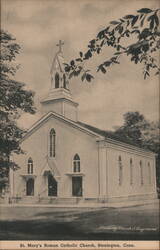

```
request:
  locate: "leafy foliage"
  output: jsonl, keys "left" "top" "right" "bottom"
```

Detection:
{"left": 0, "top": 30, "right": 36, "bottom": 190}
{"left": 113, "top": 111, "right": 160, "bottom": 190}
{"left": 64, "top": 8, "right": 160, "bottom": 82}
{"left": 114, "top": 112, "right": 149, "bottom": 145}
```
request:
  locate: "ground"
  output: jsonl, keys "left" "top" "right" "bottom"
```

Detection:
{"left": 0, "top": 203, "right": 159, "bottom": 240}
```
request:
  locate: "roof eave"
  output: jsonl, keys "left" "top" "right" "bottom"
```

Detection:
{"left": 97, "top": 137, "right": 156, "bottom": 156}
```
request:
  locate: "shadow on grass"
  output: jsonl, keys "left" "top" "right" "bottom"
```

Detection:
{"left": 0, "top": 219, "right": 159, "bottom": 240}
{"left": 0, "top": 207, "right": 159, "bottom": 240}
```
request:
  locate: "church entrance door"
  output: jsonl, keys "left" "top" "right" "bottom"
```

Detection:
{"left": 48, "top": 174, "right": 57, "bottom": 196}
{"left": 26, "top": 178, "right": 34, "bottom": 196}
{"left": 72, "top": 177, "right": 82, "bottom": 197}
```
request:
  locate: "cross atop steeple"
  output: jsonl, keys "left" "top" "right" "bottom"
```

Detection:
{"left": 56, "top": 40, "right": 64, "bottom": 53}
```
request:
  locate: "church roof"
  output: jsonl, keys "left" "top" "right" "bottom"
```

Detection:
{"left": 21, "top": 111, "right": 105, "bottom": 142}
{"left": 77, "top": 121, "right": 155, "bottom": 154}
{"left": 21, "top": 111, "right": 155, "bottom": 155}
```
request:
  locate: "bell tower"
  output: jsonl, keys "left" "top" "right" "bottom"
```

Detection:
{"left": 41, "top": 40, "right": 78, "bottom": 121}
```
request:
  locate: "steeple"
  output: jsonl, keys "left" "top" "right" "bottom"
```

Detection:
{"left": 40, "top": 41, "right": 78, "bottom": 121}
{"left": 50, "top": 40, "right": 69, "bottom": 90}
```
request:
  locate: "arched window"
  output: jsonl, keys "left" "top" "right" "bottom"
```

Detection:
{"left": 50, "top": 129, "right": 56, "bottom": 157}
{"left": 118, "top": 156, "right": 123, "bottom": 186}
{"left": 55, "top": 73, "right": 59, "bottom": 88}
{"left": 148, "top": 162, "right": 151, "bottom": 184}
{"left": 140, "top": 160, "right": 143, "bottom": 185}
{"left": 130, "top": 158, "right": 133, "bottom": 185}
{"left": 27, "top": 158, "right": 33, "bottom": 174}
{"left": 63, "top": 74, "right": 66, "bottom": 89}
{"left": 73, "top": 154, "right": 80, "bottom": 172}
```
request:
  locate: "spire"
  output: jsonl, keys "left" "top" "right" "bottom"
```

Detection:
{"left": 40, "top": 40, "right": 79, "bottom": 121}
{"left": 50, "top": 40, "right": 69, "bottom": 90}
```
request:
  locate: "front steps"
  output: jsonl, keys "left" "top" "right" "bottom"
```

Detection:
{"left": 8, "top": 196, "right": 82, "bottom": 205}
{"left": 2, "top": 194, "right": 159, "bottom": 208}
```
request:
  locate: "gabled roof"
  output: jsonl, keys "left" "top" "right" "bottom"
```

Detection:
{"left": 21, "top": 111, "right": 105, "bottom": 142}
{"left": 21, "top": 112, "right": 155, "bottom": 155}
{"left": 77, "top": 121, "right": 155, "bottom": 155}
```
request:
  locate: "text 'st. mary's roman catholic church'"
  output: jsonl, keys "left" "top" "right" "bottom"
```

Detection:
{"left": 9, "top": 41, "right": 157, "bottom": 205}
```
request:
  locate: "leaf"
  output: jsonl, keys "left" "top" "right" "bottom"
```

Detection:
{"left": 114, "top": 52, "right": 122, "bottom": 55}
{"left": 79, "top": 52, "right": 83, "bottom": 57}
{"left": 86, "top": 73, "right": 94, "bottom": 82}
{"left": 142, "top": 43, "right": 149, "bottom": 52}
{"left": 81, "top": 73, "right": 86, "bottom": 81}
{"left": 84, "top": 50, "right": 92, "bottom": 59}
{"left": 97, "top": 30, "right": 105, "bottom": 39}
{"left": 104, "top": 61, "right": 112, "bottom": 67}
{"left": 137, "top": 8, "right": 153, "bottom": 14}
{"left": 100, "top": 40, "right": 105, "bottom": 47}
{"left": 154, "top": 13, "right": 159, "bottom": 26}
{"left": 89, "top": 39, "right": 96, "bottom": 44}
{"left": 139, "top": 28, "right": 151, "bottom": 39}
{"left": 110, "top": 20, "right": 120, "bottom": 25}
{"left": 147, "top": 14, "right": 154, "bottom": 21}
{"left": 119, "top": 18, "right": 125, "bottom": 22}
{"left": 64, "top": 66, "right": 70, "bottom": 72}
{"left": 113, "top": 60, "right": 120, "bottom": 64}
{"left": 75, "top": 69, "right": 81, "bottom": 75}
{"left": 131, "top": 15, "right": 139, "bottom": 26}
{"left": 118, "top": 26, "right": 123, "bottom": 34}
{"left": 75, "top": 58, "right": 82, "bottom": 62}
{"left": 131, "top": 29, "right": 140, "bottom": 34}
{"left": 123, "top": 15, "right": 135, "bottom": 19}
{"left": 155, "top": 71, "right": 160, "bottom": 75}
{"left": 97, "top": 48, "right": 101, "bottom": 54}
{"left": 70, "top": 60, "right": 75, "bottom": 66}
{"left": 100, "top": 66, "right": 106, "bottom": 73}
{"left": 150, "top": 18, "right": 155, "bottom": 30}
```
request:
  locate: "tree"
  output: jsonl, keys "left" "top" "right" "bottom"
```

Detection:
{"left": 113, "top": 111, "right": 160, "bottom": 192}
{"left": 114, "top": 111, "right": 150, "bottom": 146}
{"left": 64, "top": 8, "right": 160, "bottom": 81}
{"left": 0, "top": 30, "right": 36, "bottom": 191}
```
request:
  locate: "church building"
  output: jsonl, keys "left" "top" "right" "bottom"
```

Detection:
{"left": 9, "top": 41, "right": 157, "bottom": 205}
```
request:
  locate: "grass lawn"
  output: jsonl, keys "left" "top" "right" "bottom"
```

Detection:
{"left": 0, "top": 203, "right": 159, "bottom": 240}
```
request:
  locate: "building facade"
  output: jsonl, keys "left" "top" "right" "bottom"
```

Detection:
{"left": 9, "top": 42, "right": 157, "bottom": 205}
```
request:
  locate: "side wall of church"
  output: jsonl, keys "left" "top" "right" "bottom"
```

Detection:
{"left": 12, "top": 116, "right": 99, "bottom": 199}
{"left": 106, "top": 145, "right": 157, "bottom": 201}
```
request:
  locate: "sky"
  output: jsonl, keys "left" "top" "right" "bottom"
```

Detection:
{"left": 1, "top": 0, "right": 159, "bottom": 131}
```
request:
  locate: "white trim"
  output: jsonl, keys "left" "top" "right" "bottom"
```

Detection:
{"left": 65, "top": 172, "right": 85, "bottom": 176}
{"left": 107, "top": 192, "right": 157, "bottom": 199}
{"left": 98, "top": 140, "right": 155, "bottom": 158}
{"left": 41, "top": 97, "right": 79, "bottom": 107}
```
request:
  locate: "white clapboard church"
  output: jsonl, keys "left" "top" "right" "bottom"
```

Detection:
{"left": 9, "top": 41, "right": 157, "bottom": 205}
